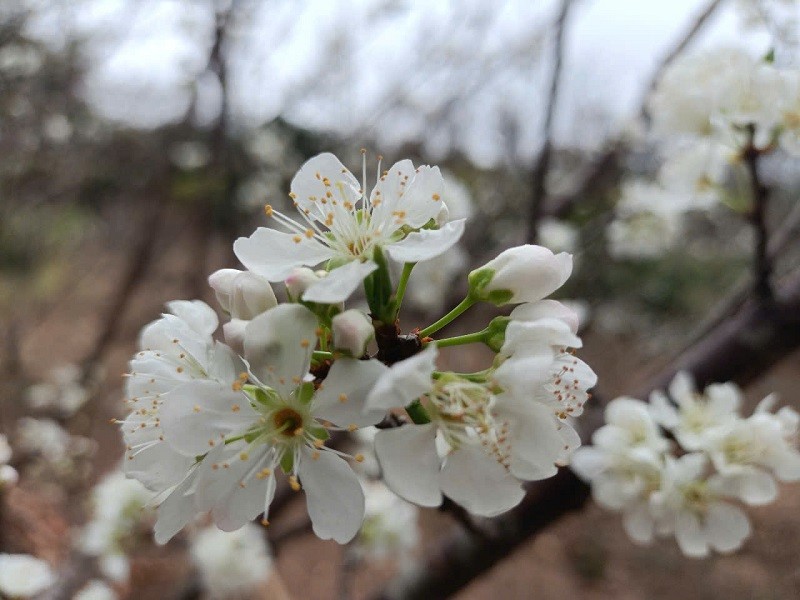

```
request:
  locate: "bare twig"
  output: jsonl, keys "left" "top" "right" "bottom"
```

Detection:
{"left": 526, "top": 0, "right": 573, "bottom": 243}
{"left": 374, "top": 269, "right": 800, "bottom": 600}
{"left": 743, "top": 128, "right": 774, "bottom": 301}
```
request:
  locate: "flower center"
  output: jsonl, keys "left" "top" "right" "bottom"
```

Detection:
{"left": 272, "top": 407, "right": 305, "bottom": 437}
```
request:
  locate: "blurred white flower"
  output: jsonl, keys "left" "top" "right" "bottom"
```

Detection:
{"left": 16, "top": 417, "right": 72, "bottom": 462}
{"left": 73, "top": 579, "right": 118, "bottom": 600}
{"left": 0, "top": 554, "right": 55, "bottom": 598}
{"left": 25, "top": 364, "right": 89, "bottom": 416}
{"left": 538, "top": 218, "right": 578, "bottom": 254}
{"left": 607, "top": 209, "right": 682, "bottom": 259}
{"left": 190, "top": 523, "right": 272, "bottom": 598}
{"left": 168, "top": 141, "right": 211, "bottom": 170}
{"left": 357, "top": 480, "right": 419, "bottom": 563}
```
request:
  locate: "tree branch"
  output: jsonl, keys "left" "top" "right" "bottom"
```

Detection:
{"left": 743, "top": 128, "right": 773, "bottom": 301}
{"left": 526, "top": 0, "right": 573, "bottom": 243}
{"left": 373, "top": 269, "right": 800, "bottom": 600}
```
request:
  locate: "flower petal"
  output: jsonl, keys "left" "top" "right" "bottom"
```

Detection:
{"left": 313, "top": 358, "right": 389, "bottom": 428}
{"left": 301, "top": 260, "right": 378, "bottom": 304}
{"left": 299, "top": 446, "right": 365, "bottom": 543}
{"left": 374, "top": 423, "right": 443, "bottom": 507}
{"left": 705, "top": 502, "right": 751, "bottom": 553}
{"left": 244, "top": 304, "right": 317, "bottom": 396}
{"left": 366, "top": 344, "right": 437, "bottom": 411}
{"left": 291, "top": 153, "right": 361, "bottom": 217}
{"left": 165, "top": 300, "right": 219, "bottom": 338}
{"left": 622, "top": 500, "right": 655, "bottom": 544}
{"left": 234, "top": 227, "right": 333, "bottom": 281}
{"left": 398, "top": 165, "right": 446, "bottom": 228}
{"left": 385, "top": 219, "right": 466, "bottom": 264}
{"left": 160, "top": 380, "right": 257, "bottom": 457}
{"left": 440, "top": 444, "right": 525, "bottom": 517}
{"left": 154, "top": 471, "right": 199, "bottom": 545}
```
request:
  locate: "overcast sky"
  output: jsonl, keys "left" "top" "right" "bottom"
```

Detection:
{"left": 24, "top": 0, "right": 793, "bottom": 166}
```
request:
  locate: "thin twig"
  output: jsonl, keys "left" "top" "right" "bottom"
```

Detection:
{"left": 743, "top": 127, "right": 774, "bottom": 301}
{"left": 526, "top": 0, "right": 573, "bottom": 243}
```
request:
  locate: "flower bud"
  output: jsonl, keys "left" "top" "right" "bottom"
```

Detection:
{"left": 208, "top": 269, "right": 277, "bottom": 320}
{"left": 332, "top": 309, "right": 374, "bottom": 357}
{"left": 222, "top": 319, "right": 248, "bottom": 355}
{"left": 468, "top": 245, "right": 572, "bottom": 306}
{"left": 284, "top": 267, "right": 322, "bottom": 300}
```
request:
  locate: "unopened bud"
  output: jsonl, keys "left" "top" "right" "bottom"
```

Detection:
{"left": 284, "top": 267, "right": 322, "bottom": 300}
{"left": 468, "top": 245, "right": 572, "bottom": 306}
{"left": 0, "top": 464, "right": 18, "bottom": 489}
{"left": 208, "top": 269, "right": 277, "bottom": 320}
{"left": 332, "top": 309, "right": 374, "bottom": 357}
{"left": 222, "top": 319, "right": 248, "bottom": 355}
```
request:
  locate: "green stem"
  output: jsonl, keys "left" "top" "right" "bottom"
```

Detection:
{"left": 433, "top": 369, "right": 492, "bottom": 383}
{"left": 405, "top": 398, "right": 431, "bottom": 424}
{"left": 392, "top": 262, "right": 416, "bottom": 318}
{"left": 419, "top": 297, "right": 476, "bottom": 337}
{"left": 313, "top": 350, "right": 333, "bottom": 361}
{"left": 434, "top": 329, "right": 488, "bottom": 348}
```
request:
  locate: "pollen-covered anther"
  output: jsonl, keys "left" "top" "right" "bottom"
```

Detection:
{"left": 289, "top": 475, "right": 301, "bottom": 491}
{"left": 354, "top": 454, "right": 365, "bottom": 463}
{"left": 432, "top": 193, "right": 441, "bottom": 201}
{"left": 293, "top": 427, "right": 304, "bottom": 437}
{"left": 231, "top": 381, "right": 243, "bottom": 391}
{"left": 311, "top": 450, "right": 320, "bottom": 460}
{"left": 293, "top": 235, "right": 302, "bottom": 243}
{"left": 260, "top": 518, "right": 270, "bottom": 527}
{"left": 313, "top": 438, "right": 325, "bottom": 448}
{"left": 347, "top": 424, "right": 357, "bottom": 432}
{"left": 300, "top": 339, "right": 310, "bottom": 348}
{"left": 193, "top": 405, "right": 202, "bottom": 413}
{"left": 338, "top": 393, "right": 348, "bottom": 403}
{"left": 239, "top": 452, "right": 249, "bottom": 461}
{"left": 255, "top": 468, "right": 271, "bottom": 480}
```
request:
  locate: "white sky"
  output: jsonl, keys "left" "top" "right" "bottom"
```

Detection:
{"left": 24, "top": 0, "right": 791, "bottom": 166}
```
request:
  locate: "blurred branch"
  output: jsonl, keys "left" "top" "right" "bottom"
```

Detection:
{"left": 526, "top": 0, "right": 573, "bottom": 243}
{"left": 546, "top": 0, "right": 726, "bottom": 219}
{"left": 374, "top": 269, "right": 800, "bottom": 600}
{"left": 743, "top": 129, "right": 773, "bottom": 301}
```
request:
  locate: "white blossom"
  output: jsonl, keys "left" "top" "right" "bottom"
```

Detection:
{"left": 234, "top": 153, "right": 466, "bottom": 303}
{"left": 0, "top": 554, "right": 55, "bottom": 598}
{"left": 357, "top": 481, "right": 419, "bottom": 563}
{"left": 190, "top": 523, "right": 272, "bottom": 598}
{"left": 73, "top": 580, "right": 118, "bottom": 600}
{"left": 24, "top": 364, "right": 89, "bottom": 416}
{"left": 207, "top": 268, "right": 277, "bottom": 320}
{"left": 468, "top": 244, "right": 572, "bottom": 306}
{"left": 156, "top": 304, "right": 388, "bottom": 543}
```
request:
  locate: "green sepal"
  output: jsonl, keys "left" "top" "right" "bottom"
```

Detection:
{"left": 280, "top": 451, "right": 294, "bottom": 474}
{"left": 296, "top": 382, "right": 315, "bottom": 406}
{"left": 484, "top": 316, "right": 511, "bottom": 352}
{"left": 307, "top": 422, "right": 330, "bottom": 441}
{"left": 405, "top": 398, "right": 431, "bottom": 424}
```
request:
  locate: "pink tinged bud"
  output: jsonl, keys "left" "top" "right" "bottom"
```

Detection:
{"left": 222, "top": 319, "right": 248, "bottom": 355}
{"left": 469, "top": 245, "right": 573, "bottom": 306}
{"left": 284, "top": 267, "right": 322, "bottom": 299}
{"left": 208, "top": 269, "right": 277, "bottom": 320}
{"left": 332, "top": 309, "right": 374, "bottom": 357}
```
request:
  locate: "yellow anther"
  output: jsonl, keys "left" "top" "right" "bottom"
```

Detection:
{"left": 305, "top": 228, "right": 314, "bottom": 238}
{"left": 193, "top": 405, "right": 201, "bottom": 413}
{"left": 293, "top": 235, "right": 302, "bottom": 243}
{"left": 176, "top": 366, "right": 184, "bottom": 373}
{"left": 264, "top": 204, "right": 274, "bottom": 217}
{"left": 294, "top": 427, "right": 304, "bottom": 437}
{"left": 231, "top": 381, "right": 242, "bottom": 391}
{"left": 239, "top": 452, "right": 249, "bottom": 461}
{"left": 289, "top": 475, "right": 301, "bottom": 491}
{"left": 338, "top": 393, "right": 348, "bottom": 403}
{"left": 239, "top": 372, "right": 248, "bottom": 380}
{"left": 347, "top": 424, "right": 357, "bottom": 432}
{"left": 261, "top": 518, "right": 270, "bottom": 527}
{"left": 355, "top": 454, "right": 365, "bottom": 463}
{"left": 313, "top": 438, "right": 325, "bottom": 448}
{"left": 432, "top": 193, "right": 441, "bottom": 201}
{"left": 300, "top": 339, "right": 310, "bottom": 348}
{"left": 311, "top": 450, "right": 320, "bottom": 460}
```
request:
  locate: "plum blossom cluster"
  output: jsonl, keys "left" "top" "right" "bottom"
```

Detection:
{"left": 118, "top": 152, "right": 596, "bottom": 544}
{"left": 571, "top": 372, "right": 800, "bottom": 557}
{"left": 610, "top": 47, "right": 800, "bottom": 259}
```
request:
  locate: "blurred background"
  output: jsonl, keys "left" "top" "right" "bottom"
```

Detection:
{"left": 1, "top": 0, "right": 799, "bottom": 598}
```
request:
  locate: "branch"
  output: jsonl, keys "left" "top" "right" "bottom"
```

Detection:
{"left": 743, "top": 129, "right": 773, "bottom": 301}
{"left": 374, "top": 269, "right": 800, "bottom": 600}
{"left": 526, "top": 0, "right": 573, "bottom": 243}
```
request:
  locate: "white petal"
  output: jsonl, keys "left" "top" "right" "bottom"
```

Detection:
{"left": 301, "top": 260, "right": 378, "bottom": 304}
{"left": 648, "top": 390, "right": 680, "bottom": 429}
{"left": 154, "top": 472, "right": 198, "bottom": 545}
{"left": 440, "top": 444, "right": 525, "bottom": 517}
{"left": 374, "top": 424, "right": 443, "bottom": 507}
{"left": 709, "top": 470, "right": 777, "bottom": 505}
{"left": 494, "top": 395, "right": 563, "bottom": 480}
{"left": 207, "top": 340, "right": 246, "bottom": 383}
{"left": 502, "top": 318, "right": 581, "bottom": 354}
{"left": 705, "top": 502, "right": 751, "bottom": 553}
{"left": 299, "top": 446, "right": 364, "bottom": 543}
{"left": 234, "top": 227, "right": 333, "bottom": 281}
{"left": 366, "top": 344, "right": 437, "bottom": 411}
{"left": 493, "top": 353, "right": 556, "bottom": 395}
{"left": 622, "top": 501, "right": 655, "bottom": 544}
{"left": 385, "top": 219, "right": 465, "bottom": 264}
{"left": 160, "top": 380, "right": 256, "bottom": 456}
{"left": 313, "top": 358, "right": 389, "bottom": 427}
{"left": 370, "top": 159, "right": 417, "bottom": 228}
{"left": 165, "top": 300, "right": 219, "bottom": 338}
{"left": 569, "top": 447, "right": 609, "bottom": 482}
{"left": 291, "top": 153, "right": 361, "bottom": 216}
{"left": 668, "top": 371, "right": 696, "bottom": 406}
{"left": 123, "top": 431, "right": 195, "bottom": 492}
{"left": 510, "top": 300, "right": 580, "bottom": 333}
{"left": 675, "top": 509, "right": 709, "bottom": 557}
{"left": 244, "top": 304, "right": 317, "bottom": 396}
{"left": 396, "top": 165, "right": 445, "bottom": 228}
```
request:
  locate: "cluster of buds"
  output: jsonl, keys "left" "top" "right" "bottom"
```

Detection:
{"left": 572, "top": 373, "right": 800, "bottom": 557}
{"left": 117, "top": 153, "right": 596, "bottom": 544}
